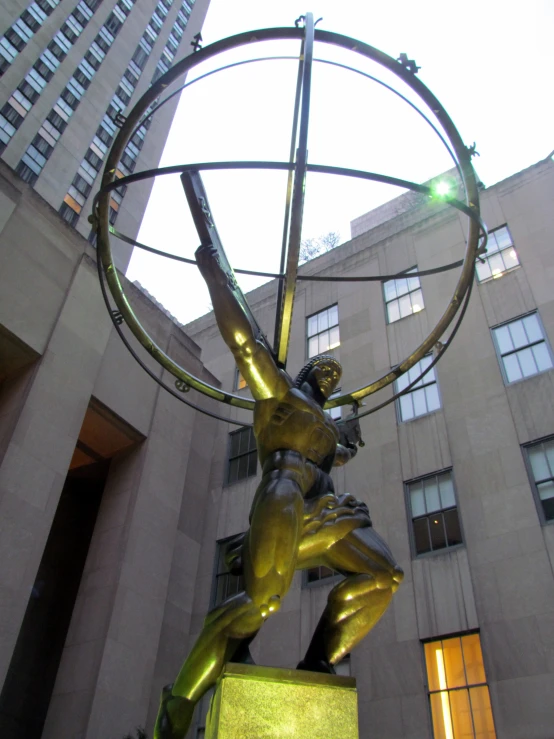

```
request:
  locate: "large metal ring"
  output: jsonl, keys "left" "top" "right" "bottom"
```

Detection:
{"left": 95, "top": 25, "right": 483, "bottom": 413}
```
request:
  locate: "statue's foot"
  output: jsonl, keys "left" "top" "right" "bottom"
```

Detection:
{"left": 154, "top": 683, "right": 196, "bottom": 739}
{"left": 296, "top": 658, "right": 336, "bottom": 675}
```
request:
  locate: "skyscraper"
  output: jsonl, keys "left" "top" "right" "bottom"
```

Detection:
{"left": 0, "top": 0, "right": 210, "bottom": 269}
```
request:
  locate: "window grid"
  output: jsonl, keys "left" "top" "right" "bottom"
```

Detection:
{"left": 424, "top": 634, "right": 496, "bottom": 739}
{"left": 492, "top": 313, "right": 553, "bottom": 385}
{"left": 384, "top": 267, "right": 424, "bottom": 323}
{"left": 61, "top": 0, "right": 193, "bottom": 226}
{"left": 395, "top": 355, "right": 441, "bottom": 422}
{"left": 18, "top": 0, "right": 138, "bottom": 179}
{"left": 304, "top": 565, "right": 341, "bottom": 586}
{"left": 307, "top": 305, "right": 339, "bottom": 358}
{"left": 0, "top": 0, "right": 61, "bottom": 76}
{"left": 212, "top": 536, "right": 244, "bottom": 608}
{"left": 407, "top": 470, "right": 462, "bottom": 556}
{"left": 227, "top": 427, "right": 257, "bottom": 485}
{"left": 524, "top": 438, "right": 554, "bottom": 522}
{"left": 476, "top": 225, "right": 519, "bottom": 282}
{"left": 1, "top": 0, "right": 103, "bottom": 155}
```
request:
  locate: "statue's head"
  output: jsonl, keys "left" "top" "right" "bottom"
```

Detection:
{"left": 294, "top": 355, "right": 342, "bottom": 404}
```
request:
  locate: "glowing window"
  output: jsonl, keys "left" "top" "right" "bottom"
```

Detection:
{"left": 492, "top": 313, "right": 553, "bottom": 384}
{"left": 307, "top": 304, "right": 339, "bottom": 358}
{"left": 234, "top": 367, "right": 247, "bottom": 391}
{"left": 424, "top": 634, "right": 496, "bottom": 739}
{"left": 476, "top": 225, "right": 519, "bottom": 282}
{"left": 407, "top": 470, "right": 462, "bottom": 556}
{"left": 383, "top": 267, "right": 424, "bottom": 323}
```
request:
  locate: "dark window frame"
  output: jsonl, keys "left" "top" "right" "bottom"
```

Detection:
{"left": 226, "top": 426, "right": 257, "bottom": 486}
{"left": 210, "top": 535, "right": 245, "bottom": 608}
{"left": 405, "top": 469, "right": 464, "bottom": 558}
{"left": 522, "top": 436, "right": 554, "bottom": 525}
{"left": 302, "top": 565, "right": 342, "bottom": 588}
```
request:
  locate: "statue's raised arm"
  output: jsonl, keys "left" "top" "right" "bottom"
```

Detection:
{"left": 195, "top": 244, "right": 290, "bottom": 401}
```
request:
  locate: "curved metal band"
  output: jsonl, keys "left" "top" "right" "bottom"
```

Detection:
{"left": 110, "top": 223, "right": 470, "bottom": 281}
{"left": 95, "top": 25, "right": 481, "bottom": 414}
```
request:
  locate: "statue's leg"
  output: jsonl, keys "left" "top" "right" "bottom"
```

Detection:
{"left": 298, "top": 526, "right": 404, "bottom": 672}
{"left": 154, "top": 470, "right": 305, "bottom": 739}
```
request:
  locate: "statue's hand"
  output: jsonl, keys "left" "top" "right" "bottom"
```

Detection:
{"left": 346, "top": 442, "right": 358, "bottom": 458}
{"left": 195, "top": 244, "right": 227, "bottom": 287}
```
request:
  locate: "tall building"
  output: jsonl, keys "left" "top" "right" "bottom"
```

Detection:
{"left": 1, "top": 147, "right": 554, "bottom": 737}
{"left": 0, "top": 0, "right": 210, "bottom": 270}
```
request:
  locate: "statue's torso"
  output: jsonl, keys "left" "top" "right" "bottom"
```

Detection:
{"left": 254, "top": 387, "right": 339, "bottom": 469}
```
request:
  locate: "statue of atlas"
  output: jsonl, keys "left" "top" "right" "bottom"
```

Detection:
{"left": 154, "top": 243, "right": 404, "bottom": 739}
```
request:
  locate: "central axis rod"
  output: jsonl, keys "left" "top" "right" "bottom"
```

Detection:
{"left": 274, "top": 11, "right": 315, "bottom": 367}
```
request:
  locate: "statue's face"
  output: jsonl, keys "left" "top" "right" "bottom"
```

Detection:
{"left": 308, "top": 362, "right": 341, "bottom": 400}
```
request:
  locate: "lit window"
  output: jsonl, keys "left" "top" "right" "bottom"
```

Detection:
{"left": 307, "top": 305, "right": 339, "bottom": 358}
{"left": 395, "top": 355, "right": 441, "bottom": 422}
{"left": 476, "top": 225, "right": 519, "bottom": 282}
{"left": 227, "top": 427, "right": 257, "bottom": 485}
{"left": 234, "top": 368, "right": 247, "bottom": 391}
{"left": 212, "top": 536, "right": 244, "bottom": 607}
{"left": 407, "top": 470, "right": 462, "bottom": 556}
{"left": 492, "top": 313, "right": 553, "bottom": 384}
{"left": 383, "top": 267, "right": 424, "bottom": 323}
{"left": 524, "top": 438, "right": 554, "bottom": 522}
{"left": 424, "top": 634, "right": 496, "bottom": 739}
{"left": 63, "top": 193, "right": 82, "bottom": 213}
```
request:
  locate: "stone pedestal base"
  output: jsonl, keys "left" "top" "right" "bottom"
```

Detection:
{"left": 205, "top": 663, "right": 359, "bottom": 739}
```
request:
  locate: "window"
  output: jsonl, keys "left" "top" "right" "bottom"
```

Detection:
{"left": 476, "top": 225, "right": 519, "bottom": 282}
{"left": 395, "top": 355, "right": 441, "bottom": 422}
{"left": 524, "top": 438, "right": 554, "bottom": 522}
{"left": 384, "top": 267, "right": 424, "bottom": 323}
{"left": 304, "top": 565, "right": 340, "bottom": 585}
{"left": 227, "top": 427, "right": 257, "bottom": 485}
{"left": 212, "top": 536, "right": 244, "bottom": 607}
{"left": 424, "top": 634, "right": 496, "bottom": 739}
{"left": 307, "top": 305, "right": 339, "bottom": 358}
{"left": 234, "top": 368, "right": 247, "bottom": 391}
{"left": 492, "top": 313, "right": 553, "bottom": 384}
{"left": 59, "top": 202, "right": 79, "bottom": 226}
{"left": 407, "top": 470, "right": 462, "bottom": 556}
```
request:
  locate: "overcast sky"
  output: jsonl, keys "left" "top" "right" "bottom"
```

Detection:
{"left": 126, "top": 0, "right": 554, "bottom": 325}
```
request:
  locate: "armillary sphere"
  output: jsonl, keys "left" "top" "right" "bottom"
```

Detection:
{"left": 92, "top": 12, "right": 487, "bottom": 427}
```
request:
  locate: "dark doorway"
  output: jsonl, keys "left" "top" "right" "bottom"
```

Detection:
{"left": 0, "top": 397, "right": 142, "bottom": 738}
{"left": 0, "top": 460, "right": 110, "bottom": 739}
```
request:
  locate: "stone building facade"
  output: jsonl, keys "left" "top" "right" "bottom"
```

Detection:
{"left": 0, "top": 152, "right": 553, "bottom": 739}
{"left": 0, "top": 0, "right": 210, "bottom": 270}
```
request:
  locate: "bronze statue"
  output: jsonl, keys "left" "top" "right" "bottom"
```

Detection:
{"left": 154, "top": 244, "right": 404, "bottom": 739}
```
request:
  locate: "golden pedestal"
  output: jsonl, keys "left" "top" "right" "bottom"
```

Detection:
{"left": 205, "top": 663, "right": 359, "bottom": 739}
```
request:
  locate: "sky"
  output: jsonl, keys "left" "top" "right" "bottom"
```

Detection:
{"left": 126, "top": 0, "right": 554, "bottom": 325}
